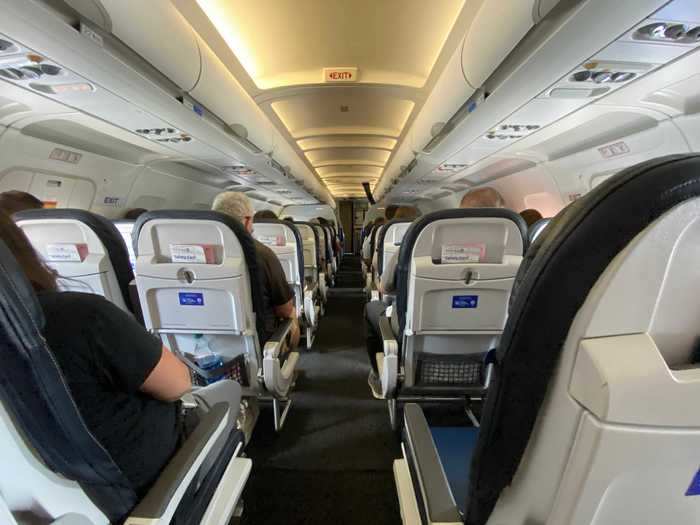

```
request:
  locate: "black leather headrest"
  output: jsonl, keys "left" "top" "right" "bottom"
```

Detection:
{"left": 466, "top": 154, "right": 700, "bottom": 525}
{"left": 0, "top": 240, "right": 136, "bottom": 521}
{"left": 132, "top": 210, "right": 267, "bottom": 344}
{"left": 395, "top": 208, "right": 527, "bottom": 338}
{"left": 527, "top": 217, "right": 551, "bottom": 245}
{"left": 253, "top": 218, "right": 305, "bottom": 284}
{"left": 14, "top": 209, "right": 135, "bottom": 312}
{"left": 376, "top": 219, "right": 413, "bottom": 276}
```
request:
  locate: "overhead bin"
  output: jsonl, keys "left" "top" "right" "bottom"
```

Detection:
{"left": 73, "top": 0, "right": 201, "bottom": 92}
{"left": 461, "top": 0, "right": 547, "bottom": 89}
{"left": 191, "top": 34, "right": 274, "bottom": 154}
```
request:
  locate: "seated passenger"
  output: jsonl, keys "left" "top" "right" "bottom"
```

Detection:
{"left": 254, "top": 209, "right": 278, "bottom": 220}
{"left": 520, "top": 207, "right": 543, "bottom": 227}
{"left": 0, "top": 190, "right": 43, "bottom": 215}
{"left": 362, "top": 216, "right": 385, "bottom": 265}
{"left": 213, "top": 192, "right": 300, "bottom": 349}
{"left": 385, "top": 204, "right": 399, "bottom": 221}
{"left": 123, "top": 207, "right": 148, "bottom": 220}
{"left": 364, "top": 189, "right": 505, "bottom": 397}
{"left": 0, "top": 211, "right": 221, "bottom": 498}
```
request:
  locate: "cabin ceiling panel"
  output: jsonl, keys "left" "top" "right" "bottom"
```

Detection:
{"left": 181, "top": 0, "right": 469, "bottom": 198}
{"left": 194, "top": 0, "right": 465, "bottom": 90}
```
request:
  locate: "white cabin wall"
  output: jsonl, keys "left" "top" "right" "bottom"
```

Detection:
{"left": 0, "top": 126, "right": 225, "bottom": 218}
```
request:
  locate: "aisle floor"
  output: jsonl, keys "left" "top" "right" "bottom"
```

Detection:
{"left": 241, "top": 256, "right": 402, "bottom": 524}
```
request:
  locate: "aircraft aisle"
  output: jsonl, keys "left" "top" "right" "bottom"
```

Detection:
{"left": 241, "top": 255, "right": 402, "bottom": 524}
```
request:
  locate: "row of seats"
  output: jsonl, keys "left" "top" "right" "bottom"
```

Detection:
{"left": 392, "top": 155, "right": 700, "bottom": 524}
{"left": 13, "top": 210, "right": 343, "bottom": 426}
{"left": 1, "top": 207, "right": 344, "bottom": 524}
{"left": 362, "top": 208, "right": 546, "bottom": 427}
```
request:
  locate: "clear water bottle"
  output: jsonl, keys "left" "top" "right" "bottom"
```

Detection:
{"left": 193, "top": 334, "right": 225, "bottom": 384}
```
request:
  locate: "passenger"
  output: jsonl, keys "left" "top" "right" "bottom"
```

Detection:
{"left": 0, "top": 190, "right": 43, "bottom": 215}
{"left": 364, "top": 193, "right": 501, "bottom": 397}
{"left": 123, "top": 207, "right": 148, "bottom": 220}
{"left": 385, "top": 204, "right": 399, "bottom": 221}
{"left": 212, "top": 192, "right": 300, "bottom": 349}
{"left": 0, "top": 211, "right": 197, "bottom": 497}
{"left": 459, "top": 186, "right": 505, "bottom": 208}
{"left": 361, "top": 216, "right": 385, "bottom": 264}
{"left": 254, "top": 209, "right": 278, "bottom": 220}
{"left": 282, "top": 216, "right": 294, "bottom": 222}
{"left": 520, "top": 207, "right": 543, "bottom": 227}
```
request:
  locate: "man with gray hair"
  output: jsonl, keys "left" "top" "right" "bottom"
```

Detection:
{"left": 212, "top": 192, "right": 300, "bottom": 349}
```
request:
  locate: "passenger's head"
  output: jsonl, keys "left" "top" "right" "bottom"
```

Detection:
{"left": 374, "top": 217, "right": 386, "bottom": 227}
{"left": 0, "top": 191, "right": 43, "bottom": 216}
{"left": 124, "top": 208, "right": 147, "bottom": 220}
{"left": 254, "top": 209, "right": 278, "bottom": 220}
{"left": 459, "top": 187, "right": 505, "bottom": 209}
{"left": 282, "top": 216, "right": 294, "bottom": 222}
{"left": 385, "top": 205, "right": 399, "bottom": 220}
{"left": 520, "top": 208, "right": 543, "bottom": 227}
{"left": 212, "top": 191, "right": 255, "bottom": 233}
{"left": 393, "top": 206, "right": 419, "bottom": 220}
{"left": 0, "top": 211, "right": 57, "bottom": 292}
{"left": 317, "top": 217, "right": 329, "bottom": 225}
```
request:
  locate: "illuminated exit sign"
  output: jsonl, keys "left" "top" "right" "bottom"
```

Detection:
{"left": 324, "top": 67, "right": 358, "bottom": 82}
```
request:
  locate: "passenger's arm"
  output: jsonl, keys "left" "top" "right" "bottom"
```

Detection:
{"left": 141, "top": 346, "right": 192, "bottom": 402}
{"left": 272, "top": 301, "right": 300, "bottom": 349}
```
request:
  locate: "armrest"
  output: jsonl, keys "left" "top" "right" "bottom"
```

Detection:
{"left": 379, "top": 315, "right": 398, "bottom": 356}
{"left": 403, "top": 404, "right": 462, "bottom": 525}
{"left": 263, "top": 318, "right": 293, "bottom": 359}
{"left": 126, "top": 403, "right": 230, "bottom": 525}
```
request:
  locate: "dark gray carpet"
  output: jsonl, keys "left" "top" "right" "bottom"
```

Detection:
{"left": 241, "top": 258, "right": 401, "bottom": 524}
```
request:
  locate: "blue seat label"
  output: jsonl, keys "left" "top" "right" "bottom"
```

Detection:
{"left": 179, "top": 292, "right": 204, "bottom": 306}
{"left": 686, "top": 468, "right": 700, "bottom": 496}
{"left": 452, "top": 295, "right": 478, "bottom": 309}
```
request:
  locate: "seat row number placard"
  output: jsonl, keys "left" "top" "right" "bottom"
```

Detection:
{"left": 441, "top": 243, "right": 485, "bottom": 264}
{"left": 170, "top": 244, "right": 216, "bottom": 264}
{"left": 46, "top": 243, "right": 88, "bottom": 262}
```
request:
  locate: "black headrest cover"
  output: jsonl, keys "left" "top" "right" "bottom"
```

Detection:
{"left": 0, "top": 240, "right": 135, "bottom": 521}
{"left": 132, "top": 210, "right": 267, "bottom": 344}
{"left": 466, "top": 154, "right": 700, "bottom": 524}
{"left": 254, "top": 218, "right": 305, "bottom": 284}
{"left": 14, "top": 209, "right": 135, "bottom": 312}
{"left": 395, "top": 208, "right": 527, "bottom": 338}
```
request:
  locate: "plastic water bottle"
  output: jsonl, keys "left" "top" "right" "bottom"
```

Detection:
{"left": 193, "top": 334, "right": 225, "bottom": 384}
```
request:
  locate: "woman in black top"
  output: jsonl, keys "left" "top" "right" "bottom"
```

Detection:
{"left": 0, "top": 212, "right": 191, "bottom": 496}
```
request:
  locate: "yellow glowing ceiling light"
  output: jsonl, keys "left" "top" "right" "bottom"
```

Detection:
{"left": 297, "top": 137, "right": 397, "bottom": 151}
{"left": 195, "top": 0, "right": 259, "bottom": 79}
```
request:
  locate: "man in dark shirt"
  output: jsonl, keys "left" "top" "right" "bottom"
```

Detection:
{"left": 212, "top": 192, "right": 300, "bottom": 348}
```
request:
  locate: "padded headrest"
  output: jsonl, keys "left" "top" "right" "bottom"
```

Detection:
{"left": 466, "top": 154, "right": 700, "bottom": 525}
{"left": 395, "top": 208, "right": 527, "bottom": 338}
{"left": 376, "top": 219, "right": 413, "bottom": 276}
{"left": 294, "top": 221, "right": 322, "bottom": 268}
{"left": 527, "top": 217, "right": 551, "bottom": 245}
{"left": 253, "top": 219, "right": 305, "bottom": 284}
{"left": 0, "top": 240, "right": 135, "bottom": 521}
{"left": 132, "top": 210, "right": 267, "bottom": 344}
{"left": 14, "top": 208, "right": 135, "bottom": 312}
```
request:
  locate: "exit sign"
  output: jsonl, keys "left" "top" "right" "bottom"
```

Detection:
{"left": 324, "top": 67, "right": 358, "bottom": 82}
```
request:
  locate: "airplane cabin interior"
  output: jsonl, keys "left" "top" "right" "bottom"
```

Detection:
{"left": 1, "top": 0, "right": 700, "bottom": 524}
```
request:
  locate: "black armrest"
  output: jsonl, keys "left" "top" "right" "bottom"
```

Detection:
{"left": 379, "top": 315, "right": 397, "bottom": 347}
{"left": 403, "top": 403, "right": 462, "bottom": 524}
{"left": 266, "top": 318, "right": 293, "bottom": 347}
{"left": 126, "top": 403, "right": 229, "bottom": 523}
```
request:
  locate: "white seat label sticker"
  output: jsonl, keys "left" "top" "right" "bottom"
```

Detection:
{"left": 170, "top": 244, "right": 216, "bottom": 264}
{"left": 257, "top": 234, "right": 286, "bottom": 246}
{"left": 441, "top": 243, "right": 485, "bottom": 263}
{"left": 46, "top": 243, "right": 88, "bottom": 262}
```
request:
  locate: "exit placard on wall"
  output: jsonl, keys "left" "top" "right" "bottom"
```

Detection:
{"left": 323, "top": 67, "right": 358, "bottom": 82}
